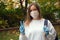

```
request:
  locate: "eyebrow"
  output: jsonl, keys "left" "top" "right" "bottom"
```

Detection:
{"left": 30, "top": 8, "right": 37, "bottom": 11}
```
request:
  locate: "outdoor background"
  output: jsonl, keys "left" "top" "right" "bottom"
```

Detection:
{"left": 0, "top": 0, "right": 60, "bottom": 40}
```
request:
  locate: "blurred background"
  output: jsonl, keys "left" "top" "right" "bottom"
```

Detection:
{"left": 0, "top": 0, "right": 60, "bottom": 40}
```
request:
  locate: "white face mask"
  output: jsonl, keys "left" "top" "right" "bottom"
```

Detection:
{"left": 30, "top": 10, "right": 39, "bottom": 19}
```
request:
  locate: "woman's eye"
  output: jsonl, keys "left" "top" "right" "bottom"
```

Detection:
{"left": 30, "top": 9, "right": 37, "bottom": 11}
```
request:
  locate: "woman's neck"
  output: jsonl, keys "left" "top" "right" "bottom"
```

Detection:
{"left": 33, "top": 18, "right": 43, "bottom": 20}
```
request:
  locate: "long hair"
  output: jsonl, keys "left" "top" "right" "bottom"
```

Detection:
{"left": 25, "top": 3, "right": 42, "bottom": 26}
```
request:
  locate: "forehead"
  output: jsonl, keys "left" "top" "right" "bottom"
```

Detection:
{"left": 30, "top": 5, "right": 37, "bottom": 10}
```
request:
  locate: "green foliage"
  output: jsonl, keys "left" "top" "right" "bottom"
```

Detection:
{"left": 40, "top": 3, "right": 56, "bottom": 22}
{"left": 0, "top": 30, "right": 19, "bottom": 40}
{"left": 57, "top": 9, "right": 60, "bottom": 19}
{"left": 36, "top": 0, "right": 60, "bottom": 22}
{"left": 0, "top": 1, "right": 25, "bottom": 28}
{"left": 0, "top": 0, "right": 60, "bottom": 28}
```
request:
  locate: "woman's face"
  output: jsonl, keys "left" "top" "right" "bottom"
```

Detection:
{"left": 30, "top": 5, "right": 40, "bottom": 20}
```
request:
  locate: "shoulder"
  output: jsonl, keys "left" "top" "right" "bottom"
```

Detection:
{"left": 45, "top": 19, "right": 53, "bottom": 26}
{"left": 47, "top": 20, "right": 52, "bottom": 24}
{"left": 44, "top": 19, "right": 52, "bottom": 24}
{"left": 44, "top": 19, "right": 51, "bottom": 23}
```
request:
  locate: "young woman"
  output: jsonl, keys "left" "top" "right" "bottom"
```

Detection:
{"left": 19, "top": 3, "right": 56, "bottom": 40}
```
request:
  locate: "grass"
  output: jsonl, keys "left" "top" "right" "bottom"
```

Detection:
{"left": 0, "top": 25, "right": 60, "bottom": 40}
{"left": 54, "top": 25, "right": 60, "bottom": 39}
{"left": 0, "top": 30, "right": 20, "bottom": 40}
